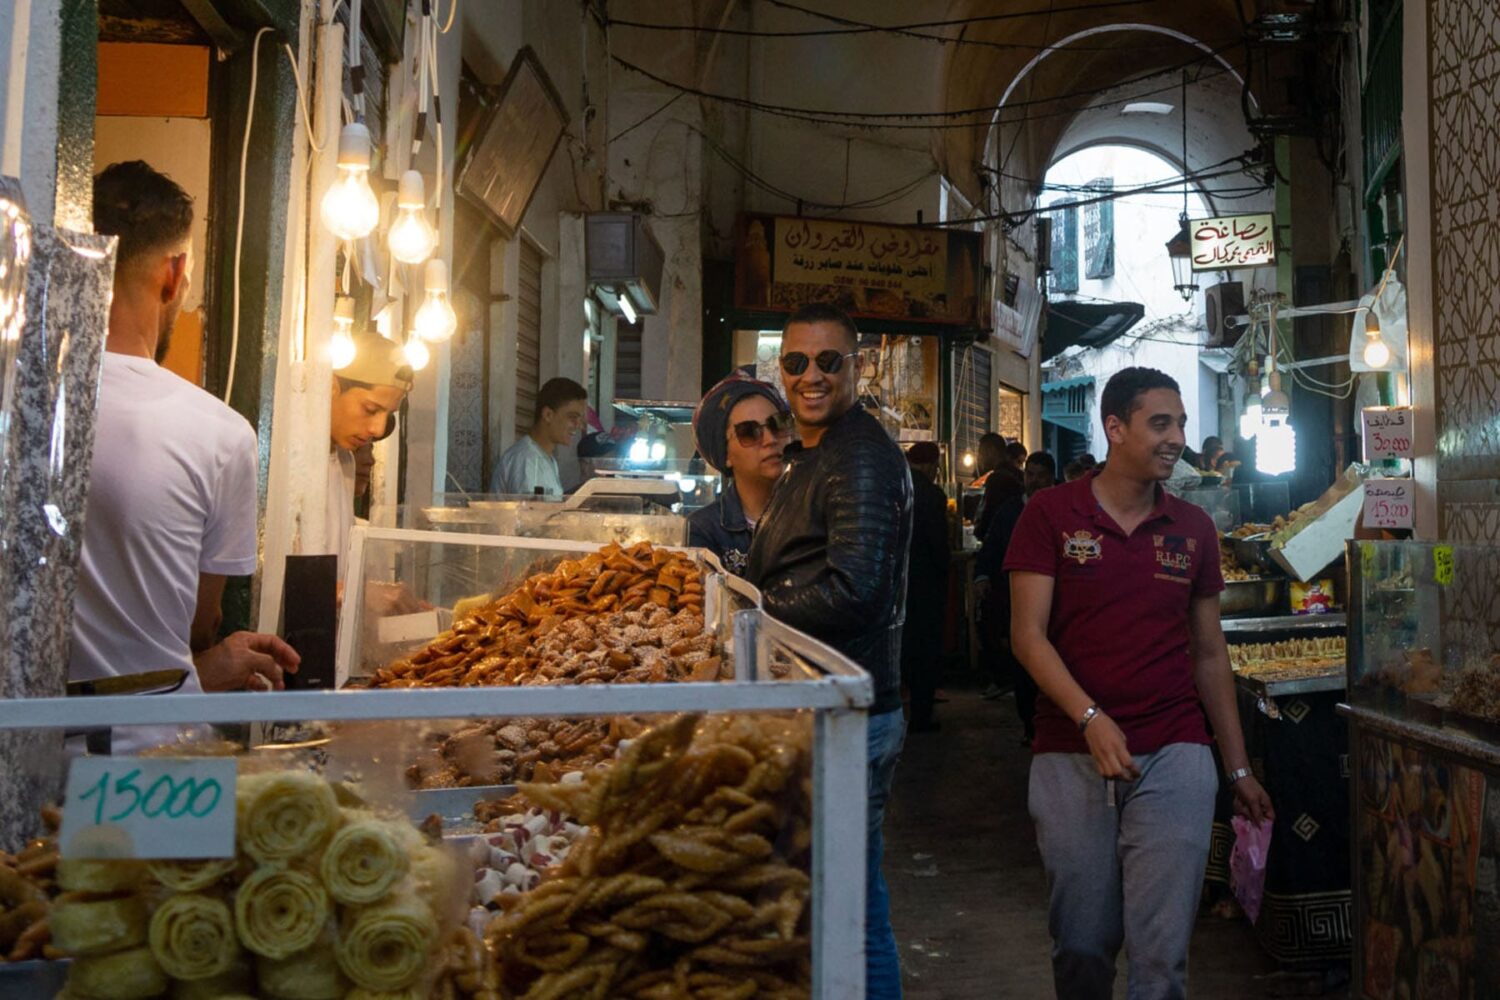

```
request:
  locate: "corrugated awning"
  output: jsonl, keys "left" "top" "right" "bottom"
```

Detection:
{"left": 1043, "top": 300, "right": 1145, "bottom": 360}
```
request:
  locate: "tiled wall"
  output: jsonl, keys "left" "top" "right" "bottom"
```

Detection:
{"left": 1428, "top": 1, "right": 1500, "bottom": 542}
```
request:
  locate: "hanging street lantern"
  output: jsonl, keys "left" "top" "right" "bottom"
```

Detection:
{"left": 1166, "top": 212, "right": 1198, "bottom": 301}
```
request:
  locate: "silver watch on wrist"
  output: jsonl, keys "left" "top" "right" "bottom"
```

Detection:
{"left": 1077, "top": 705, "right": 1100, "bottom": 732}
{"left": 1226, "top": 767, "right": 1253, "bottom": 784}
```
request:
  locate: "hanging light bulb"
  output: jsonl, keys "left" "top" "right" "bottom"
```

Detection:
{"left": 1239, "top": 364, "right": 1261, "bottom": 440}
{"left": 403, "top": 335, "right": 430, "bottom": 371}
{"left": 1257, "top": 370, "right": 1296, "bottom": 475}
{"left": 388, "top": 170, "right": 437, "bottom": 265}
{"left": 1361, "top": 308, "right": 1390, "bottom": 368}
{"left": 413, "top": 259, "right": 458, "bottom": 342}
{"left": 649, "top": 439, "right": 667, "bottom": 462}
{"left": 320, "top": 123, "right": 380, "bottom": 240}
{"left": 329, "top": 295, "right": 357, "bottom": 369}
{"left": 962, "top": 451, "right": 975, "bottom": 469}
{"left": 628, "top": 438, "right": 650, "bottom": 463}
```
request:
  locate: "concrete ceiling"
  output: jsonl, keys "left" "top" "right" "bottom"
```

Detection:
{"left": 937, "top": 0, "right": 1253, "bottom": 201}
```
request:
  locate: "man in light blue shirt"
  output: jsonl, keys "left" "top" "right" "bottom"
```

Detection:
{"left": 491, "top": 377, "right": 588, "bottom": 495}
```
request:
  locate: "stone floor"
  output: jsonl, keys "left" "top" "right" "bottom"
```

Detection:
{"left": 882, "top": 682, "right": 1352, "bottom": 999}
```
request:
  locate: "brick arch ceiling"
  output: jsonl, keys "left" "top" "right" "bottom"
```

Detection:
{"left": 938, "top": 0, "right": 1249, "bottom": 200}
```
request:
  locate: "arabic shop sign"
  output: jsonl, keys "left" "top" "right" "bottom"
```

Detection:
{"left": 734, "top": 214, "right": 983, "bottom": 326}
{"left": 1189, "top": 213, "right": 1276, "bottom": 272}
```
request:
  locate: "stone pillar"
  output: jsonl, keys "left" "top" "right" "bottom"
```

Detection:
{"left": 0, "top": 178, "right": 116, "bottom": 847}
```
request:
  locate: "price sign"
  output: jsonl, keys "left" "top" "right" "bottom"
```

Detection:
{"left": 1363, "top": 406, "right": 1414, "bottom": 461}
{"left": 1434, "top": 545, "right": 1455, "bottom": 587}
{"left": 60, "top": 757, "right": 237, "bottom": 859}
{"left": 1363, "top": 479, "right": 1415, "bottom": 531}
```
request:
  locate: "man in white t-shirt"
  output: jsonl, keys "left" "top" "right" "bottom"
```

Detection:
{"left": 490, "top": 377, "right": 588, "bottom": 495}
{"left": 73, "top": 161, "right": 299, "bottom": 717}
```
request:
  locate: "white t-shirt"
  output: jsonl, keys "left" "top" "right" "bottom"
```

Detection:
{"left": 327, "top": 448, "right": 355, "bottom": 578}
{"left": 491, "top": 434, "right": 562, "bottom": 496}
{"left": 71, "top": 353, "right": 260, "bottom": 696}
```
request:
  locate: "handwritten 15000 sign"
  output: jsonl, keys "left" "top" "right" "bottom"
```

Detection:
{"left": 1190, "top": 213, "right": 1276, "bottom": 272}
{"left": 59, "top": 757, "right": 238, "bottom": 860}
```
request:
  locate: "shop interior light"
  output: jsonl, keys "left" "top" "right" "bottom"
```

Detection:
{"left": 388, "top": 170, "right": 438, "bottom": 265}
{"left": 402, "top": 336, "right": 430, "bottom": 371}
{"left": 962, "top": 451, "right": 975, "bottom": 469}
{"left": 618, "top": 294, "right": 639, "bottom": 325}
{"left": 320, "top": 123, "right": 380, "bottom": 241}
{"left": 1361, "top": 308, "right": 1391, "bottom": 368}
{"left": 628, "top": 437, "right": 650, "bottom": 463}
{"left": 329, "top": 295, "right": 357, "bottom": 369}
{"left": 649, "top": 439, "right": 667, "bottom": 462}
{"left": 1257, "top": 369, "right": 1296, "bottom": 475}
{"left": 413, "top": 259, "right": 458, "bottom": 342}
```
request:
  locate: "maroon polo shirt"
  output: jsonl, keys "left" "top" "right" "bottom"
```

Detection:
{"left": 1002, "top": 472, "right": 1224, "bottom": 755}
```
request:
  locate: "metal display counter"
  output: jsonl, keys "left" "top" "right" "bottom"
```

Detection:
{"left": 0, "top": 532, "right": 873, "bottom": 998}
{"left": 1343, "top": 540, "right": 1500, "bottom": 999}
{"left": 1213, "top": 613, "right": 1352, "bottom": 967}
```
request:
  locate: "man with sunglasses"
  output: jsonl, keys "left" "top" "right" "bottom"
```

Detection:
{"left": 746, "top": 303, "right": 914, "bottom": 1000}
{"left": 688, "top": 375, "right": 793, "bottom": 575}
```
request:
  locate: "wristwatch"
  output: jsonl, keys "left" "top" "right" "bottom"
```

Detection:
{"left": 1227, "top": 767, "right": 1254, "bottom": 784}
{"left": 1077, "top": 705, "right": 1100, "bottom": 732}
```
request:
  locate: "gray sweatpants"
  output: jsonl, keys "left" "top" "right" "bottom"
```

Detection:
{"left": 1028, "top": 743, "right": 1218, "bottom": 1000}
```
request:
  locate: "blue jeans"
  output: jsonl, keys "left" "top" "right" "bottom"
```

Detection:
{"left": 867, "top": 707, "right": 907, "bottom": 1000}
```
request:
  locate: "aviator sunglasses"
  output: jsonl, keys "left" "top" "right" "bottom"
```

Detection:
{"left": 779, "top": 350, "right": 860, "bottom": 376}
{"left": 732, "top": 411, "right": 796, "bottom": 447}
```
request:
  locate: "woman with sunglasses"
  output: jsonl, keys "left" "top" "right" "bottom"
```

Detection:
{"left": 687, "top": 374, "right": 794, "bottom": 575}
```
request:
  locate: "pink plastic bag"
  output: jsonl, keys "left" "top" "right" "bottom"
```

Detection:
{"left": 1230, "top": 815, "right": 1273, "bottom": 924}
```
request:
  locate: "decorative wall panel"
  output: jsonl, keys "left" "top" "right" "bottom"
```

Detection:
{"left": 1428, "top": 0, "right": 1500, "bottom": 539}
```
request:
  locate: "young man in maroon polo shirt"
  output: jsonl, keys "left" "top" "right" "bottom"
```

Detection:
{"left": 1006, "top": 367, "right": 1273, "bottom": 1000}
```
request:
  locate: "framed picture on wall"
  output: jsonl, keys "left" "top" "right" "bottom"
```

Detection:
{"left": 456, "top": 46, "right": 570, "bottom": 239}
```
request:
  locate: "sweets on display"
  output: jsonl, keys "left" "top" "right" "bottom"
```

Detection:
{"left": 371, "top": 543, "right": 725, "bottom": 690}
{"left": 408, "top": 716, "right": 647, "bottom": 790}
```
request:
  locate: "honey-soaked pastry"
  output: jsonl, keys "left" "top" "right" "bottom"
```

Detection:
{"left": 149, "top": 892, "right": 240, "bottom": 980}
{"left": 236, "top": 770, "right": 341, "bottom": 865}
{"left": 51, "top": 892, "right": 148, "bottom": 956}
{"left": 256, "top": 939, "right": 346, "bottom": 1000}
{"left": 56, "top": 857, "right": 145, "bottom": 894}
{"left": 169, "top": 956, "right": 253, "bottom": 998}
{"left": 66, "top": 945, "right": 170, "bottom": 999}
{"left": 234, "top": 867, "right": 329, "bottom": 959}
{"left": 149, "top": 858, "right": 238, "bottom": 893}
{"left": 335, "top": 897, "right": 438, "bottom": 992}
{"left": 320, "top": 813, "right": 411, "bottom": 905}
{"left": 407, "top": 843, "right": 461, "bottom": 923}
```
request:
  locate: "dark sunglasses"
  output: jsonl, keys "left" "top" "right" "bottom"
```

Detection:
{"left": 732, "top": 411, "right": 796, "bottom": 447}
{"left": 779, "top": 350, "right": 859, "bottom": 376}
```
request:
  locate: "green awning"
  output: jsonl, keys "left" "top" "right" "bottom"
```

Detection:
{"left": 1043, "top": 300, "right": 1145, "bottom": 360}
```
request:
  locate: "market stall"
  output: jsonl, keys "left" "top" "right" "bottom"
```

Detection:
{"left": 1344, "top": 539, "right": 1500, "bottom": 999}
{"left": 0, "top": 534, "right": 874, "bottom": 998}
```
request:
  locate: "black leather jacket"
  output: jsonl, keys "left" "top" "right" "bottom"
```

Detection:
{"left": 746, "top": 406, "right": 913, "bottom": 715}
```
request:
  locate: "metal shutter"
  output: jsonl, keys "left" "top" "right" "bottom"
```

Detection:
{"left": 955, "top": 344, "right": 993, "bottom": 461}
{"left": 614, "top": 319, "right": 643, "bottom": 400}
{"left": 515, "top": 239, "right": 543, "bottom": 431}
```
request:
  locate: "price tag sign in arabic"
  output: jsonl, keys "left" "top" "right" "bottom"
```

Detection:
{"left": 1363, "top": 479, "right": 1415, "bottom": 531}
{"left": 1434, "top": 545, "right": 1455, "bottom": 587}
{"left": 1363, "top": 406, "right": 1415, "bottom": 461}
{"left": 60, "top": 757, "right": 237, "bottom": 859}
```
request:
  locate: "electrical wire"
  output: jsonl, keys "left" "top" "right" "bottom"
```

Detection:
{"left": 609, "top": 43, "right": 1238, "bottom": 126}
{"left": 225, "top": 26, "right": 274, "bottom": 405}
{"left": 609, "top": 92, "right": 684, "bottom": 143}
{"left": 438, "top": 0, "right": 458, "bottom": 33}
{"left": 281, "top": 42, "right": 326, "bottom": 152}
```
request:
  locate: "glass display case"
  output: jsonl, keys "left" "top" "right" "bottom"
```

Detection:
{"left": 0, "top": 539, "right": 872, "bottom": 996}
{"left": 1344, "top": 539, "right": 1500, "bottom": 999}
{"left": 413, "top": 495, "right": 690, "bottom": 549}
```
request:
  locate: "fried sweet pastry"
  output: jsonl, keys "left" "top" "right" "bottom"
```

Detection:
{"left": 320, "top": 813, "right": 411, "bottom": 905}
{"left": 488, "top": 713, "right": 814, "bottom": 999}
{"left": 168, "top": 957, "right": 253, "bottom": 999}
{"left": 234, "top": 867, "right": 329, "bottom": 960}
{"left": 149, "top": 893, "right": 239, "bottom": 980}
{"left": 371, "top": 542, "right": 724, "bottom": 690}
{"left": 335, "top": 897, "right": 438, "bottom": 992}
{"left": 236, "top": 770, "right": 341, "bottom": 865}
{"left": 411, "top": 715, "right": 647, "bottom": 791}
{"left": 57, "top": 857, "right": 144, "bottom": 894}
{"left": 67, "top": 945, "right": 169, "bottom": 999}
{"left": 51, "top": 892, "right": 147, "bottom": 956}
{"left": 256, "top": 940, "right": 346, "bottom": 999}
{"left": 149, "top": 859, "right": 238, "bottom": 893}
